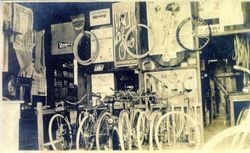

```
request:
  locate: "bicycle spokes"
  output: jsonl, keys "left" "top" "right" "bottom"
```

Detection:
{"left": 77, "top": 116, "right": 95, "bottom": 150}
{"left": 155, "top": 111, "right": 200, "bottom": 150}
{"left": 49, "top": 114, "right": 73, "bottom": 150}
{"left": 176, "top": 16, "right": 211, "bottom": 51}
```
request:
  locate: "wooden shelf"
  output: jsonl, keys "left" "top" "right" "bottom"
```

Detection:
{"left": 198, "top": 28, "right": 250, "bottom": 37}
{"left": 213, "top": 29, "right": 250, "bottom": 37}
{"left": 54, "top": 76, "right": 74, "bottom": 80}
{"left": 142, "top": 65, "right": 197, "bottom": 73}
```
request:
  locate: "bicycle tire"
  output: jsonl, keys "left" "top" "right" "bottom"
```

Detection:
{"left": 118, "top": 110, "right": 132, "bottom": 150}
{"left": 155, "top": 111, "right": 201, "bottom": 150}
{"left": 48, "top": 114, "right": 73, "bottom": 150}
{"left": 124, "top": 24, "right": 155, "bottom": 59}
{"left": 149, "top": 111, "right": 162, "bottom": 150}
{"left": 176, "top": 16, "right": 211, "bottom": 51}
{"left": 73, "top": 31, "right": 99, "bottom": 66}
{"left": 95, "top": 111, "right": 112, "bottom": 150}
{"left": 76, "top": 115, "right": 95, "bottom": 150}
{"left": 136, "top": 111, "right": 148, "bottom": 150}
{"left": 130, "top": 109, "right": 142, "bottom": 147}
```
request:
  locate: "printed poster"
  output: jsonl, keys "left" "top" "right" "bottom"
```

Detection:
{"left": 91, "top": 26, "right": 113, "bottom": 63}
{"left": 147, "top": 0, "right": 193, "bottom": 61}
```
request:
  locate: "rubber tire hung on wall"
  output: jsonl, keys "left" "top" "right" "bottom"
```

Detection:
{"left": 73, "top": 30, "right": 99, "bottom": 66}
{"left": 124, "top": 24, "right": 155, "bottom": 59}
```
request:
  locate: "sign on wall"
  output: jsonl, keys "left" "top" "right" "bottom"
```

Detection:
{"left": 13, "top": 3, "right": 33, "bottom": 34}
{"left": 51, "top": 22, "right": 77, "bottom": 55}
{"left": 90, "top": 8, "right": 111, "bottom": 27}
{"left": 147, "top": 0, "right": 193, "bottom": 62}
{"left": 91, "top": 73, "right": 115, "bottom": 99}
{"left": 91, "top": 26, "right": 113, "bottom": 63}
{"left": 145, "top": 69, "right": 199, "bottom": 105}
{"left": 112, "top": 2, "right": 138, "bottom": 67}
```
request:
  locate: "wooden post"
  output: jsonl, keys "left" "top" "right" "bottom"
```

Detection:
{"left": 37, "top": 102, "right": 44, "bottom": 150}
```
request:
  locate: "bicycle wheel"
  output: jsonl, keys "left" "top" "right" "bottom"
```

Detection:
{"left": 203, "top": 125, "right": 250, "bottom": 150}
{"left": 48, "top": 114, "right": 73, "bottom": 150}
{"left": 155, "top": 111, "right": 201, "bottom": 150}
{"left": 149, "top": 111, "right": 162, "bottom": 150}
{"left": 176, "top": 16, "right": 211, "bottom": 51}
{"left": 73, "top": 31, "right": 99, "bottom": 66}
{"left": 118, "top": 110, "right": 132, "bottom": 150}
{"left": 130, "top": 109, "right": 142, "bottom": 147}
{"left": 136, "top": 111, "right": 149, "bottom": 150}
{"left": 76, "top": 115, "right": 95, "bottom": 150}
{"left": 124, "top": 24, "right": 155, "bottom": 59}
{"left": 95, "top": 111, "right": 112, "bottom": 150}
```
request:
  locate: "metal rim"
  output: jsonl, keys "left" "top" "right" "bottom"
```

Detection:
{"left": 176, "top": 17, "right": 211, "bottom": 51}
{"left": 48, "top": 114, "right": 72, "bottom": 150}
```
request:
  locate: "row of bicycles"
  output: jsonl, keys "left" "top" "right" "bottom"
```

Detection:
{"left": 48, "top": 88, "right": 201, "bottom": 151}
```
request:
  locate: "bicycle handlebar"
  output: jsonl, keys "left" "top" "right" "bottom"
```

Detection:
{"left": 234, "top": 65, "right": 250, "bottom": 74}
{"left": 64, "top": 95, "right": 87, "bottom": 105}
{"left": 63, "top": 92, "right": 103, "bottom": 106}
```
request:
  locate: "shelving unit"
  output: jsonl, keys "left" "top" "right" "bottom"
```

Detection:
{"left": 53, "top": 59, "right": 77, "bottom": 102}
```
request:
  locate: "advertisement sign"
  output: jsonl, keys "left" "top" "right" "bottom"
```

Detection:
{"left": 91, "top": 26, "right": 113, "bottom": 63}
{"left": 91, "top": 73, "right": 114, "bottom": 99}
{"left": 90, "top": 8, "right": 111, "bottom": 27}
{"left": 13, "top": 3, "right": 33, "bottom": 34}
{"left": 51, "top": 22, "right": 76, "bottom": 55}
{"left": 112, "top": 2, "right": 138, "bottom": 67}
{"left": 147, "top": 0, "right": 192, "bottom": 60}
{"left": 145, "top": 69, "right": 199, "bottom": 105}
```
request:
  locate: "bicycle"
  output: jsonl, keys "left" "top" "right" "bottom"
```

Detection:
{"left": 117, "top": 89, "right": 144, "bottom": 150}
{"left": 154, "top": 89, "right": 201, "bottom": 150}
{"left": 95, "top": 93, "right": 121, "bottom": 150}
{"left": 176, "top": 16, "right": 211, "bottom": 51}
{"left": 48, "top": 95, "right": 87, "bottom": 150}
{"left": 136, "top": 92, "right": 168, "bottom": 150}
{"left": 75, "top": 92, "right": 103, "bottom": 150}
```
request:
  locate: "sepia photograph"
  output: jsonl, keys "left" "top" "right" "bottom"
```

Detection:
{"left": 0, "top": 0, "right": 250, "bottom": 152}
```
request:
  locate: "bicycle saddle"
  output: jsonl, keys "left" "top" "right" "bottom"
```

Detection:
{"left": 184, "top": 89, "right": 192, "bottom": 93}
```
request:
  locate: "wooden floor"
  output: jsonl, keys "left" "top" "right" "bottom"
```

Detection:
{"left": 204, "top": 118, "right": 230, "bottom": 143}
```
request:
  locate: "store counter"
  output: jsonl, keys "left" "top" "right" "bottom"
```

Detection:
{"left": 0, "top": 100, "right": 23, "bottom": 150}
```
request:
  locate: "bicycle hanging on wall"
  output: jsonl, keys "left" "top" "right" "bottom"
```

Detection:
{"left": 176, "top": 16, "right": 212, "bottom": 51}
